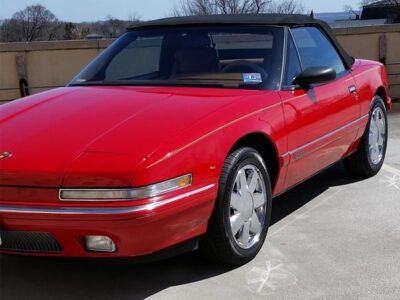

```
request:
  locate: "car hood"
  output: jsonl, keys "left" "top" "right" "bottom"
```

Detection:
{"left": 0, "top": 86, "right": 255, "bottom": 187}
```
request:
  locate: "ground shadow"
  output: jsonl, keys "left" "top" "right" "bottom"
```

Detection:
{"left": 0, "top": 251, "right": 232, "bottom": 300}
{"left": 0, "top": 163, "right": 366, "bottom": 300}
{"left": 271, "top": 162, "right": 364, "bottom": 225}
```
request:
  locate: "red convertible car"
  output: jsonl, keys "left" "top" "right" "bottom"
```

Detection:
{"left": 0, "top": 14, "right": 391, "bottom": 265}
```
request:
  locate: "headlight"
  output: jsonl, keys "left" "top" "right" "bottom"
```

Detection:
{"left": 59, "top": 174, "right": 192, "bottom": 201}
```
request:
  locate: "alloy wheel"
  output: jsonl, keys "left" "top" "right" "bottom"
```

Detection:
{"left": 368, "top": 106, "right": 386, "bottom": 165}
{"left": 229, "top": 164, "right": 267, "bottom": 249}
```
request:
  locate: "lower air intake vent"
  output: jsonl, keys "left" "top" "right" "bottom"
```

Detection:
{"left": 0, "top": 231, "right": 63, "bottom": 253}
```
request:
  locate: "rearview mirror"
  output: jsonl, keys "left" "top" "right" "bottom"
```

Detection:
{"left": 294, "top": 67, "right": 336, "bottom": 88}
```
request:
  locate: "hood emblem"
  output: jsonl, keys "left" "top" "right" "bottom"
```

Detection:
{"left": 0, "top": 151, "right": 12, "bottom": 160}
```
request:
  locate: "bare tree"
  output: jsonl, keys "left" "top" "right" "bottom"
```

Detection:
{"left": 344, "top": 4, "right": 354, "bottom": 12}
{"left": 172, "top": 0, "right": 306, "bottom": 16}
{"left": 343, "top": 4, "right": 358, "bottom": 19}
{"left": 70, "top": 18, "right": 136, "bottom": 40}
{"left": 64, "top": 22, "right": 78, "bottom": 40}
{"left": 76, "top": 25, "right": 91, "bottom": 40}
{"left": 172, "top": 0, "right": 217, "bottom": 16}
{"left": 269, "top": 0, "right": 305, "bottom": 14}
{"left": 215, "top": 0, "right": 272, "bottom": 14}
{"left": 104, "top": 16, "right": 126, "bottom": 38}
{"left": 11, "top": 5, "right": 58, "bottom": 41}
{"left": 0, "top": 19, "right": 20, "bottom": 42}
{"left": 128, "top": 12, "right": 141, "bottom": 24}
{"left": 0, "top": 4, "right": 143, "bottom": 42}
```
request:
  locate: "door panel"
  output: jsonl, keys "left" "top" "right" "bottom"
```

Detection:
{"left": 280, "top": 26, "right": 361, "bottom": 189}
{"left": 279, "top": 74, "right": 360, "bottom": 188}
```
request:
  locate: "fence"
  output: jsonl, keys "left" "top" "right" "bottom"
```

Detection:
{"left": 334, "top": 24, "right": 400, "bottom": 101}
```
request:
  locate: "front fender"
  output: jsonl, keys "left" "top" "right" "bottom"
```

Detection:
{"left": 132, "top": 92, "right": 286, "bottom": 192}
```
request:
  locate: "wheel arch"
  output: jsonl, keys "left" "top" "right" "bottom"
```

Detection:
{"left": 228, "top": 132, "right": 280, "bottom": 190}
{"left": 375, "top": 86, "right": 390, "bottom": 111}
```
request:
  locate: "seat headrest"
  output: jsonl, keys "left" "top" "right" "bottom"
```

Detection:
{"left": 171, "top": 47, "right": 220, "bottom": 75}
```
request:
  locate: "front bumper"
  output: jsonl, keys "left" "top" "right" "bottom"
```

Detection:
{"left": 0, "top": 184, "right": 216, "bottom": 257}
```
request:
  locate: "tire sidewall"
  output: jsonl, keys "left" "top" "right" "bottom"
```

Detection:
{"left": 219, "top": 149, "right": 272, "bottom": 260}
{"left": 364, "top": 96, "right": 388, "bottom": 172}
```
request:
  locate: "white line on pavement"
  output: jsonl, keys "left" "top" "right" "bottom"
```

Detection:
{"left": 382, "top": 164, "right": 400, "bottom": 176}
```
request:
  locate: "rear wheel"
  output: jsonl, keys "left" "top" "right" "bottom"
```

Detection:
{"left": 344, "top": 96, "right": 388, "bottom": 177}
{"left": 200, "top": 147, "right": 272, "bottom": 265}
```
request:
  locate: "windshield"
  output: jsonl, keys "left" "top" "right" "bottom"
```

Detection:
{"left": 70, "top": 26, "right": 284, "bottom": 90}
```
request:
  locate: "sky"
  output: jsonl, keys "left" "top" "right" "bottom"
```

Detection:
{"left": 0, "top": 0, "right": 362, "bottom": 22}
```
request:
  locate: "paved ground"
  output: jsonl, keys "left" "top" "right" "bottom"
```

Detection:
{"left": 1, "top": 103, "right": 399, "bottom": 300}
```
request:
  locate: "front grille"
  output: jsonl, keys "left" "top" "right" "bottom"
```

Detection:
{"left": 0, "top": 231, "right": 63, "bottom": 253}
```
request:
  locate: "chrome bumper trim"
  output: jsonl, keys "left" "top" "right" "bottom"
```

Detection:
{"left": 0, "top": 184, "right": 215, "bottom": 216}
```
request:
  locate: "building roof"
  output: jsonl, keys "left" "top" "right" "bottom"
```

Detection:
{"left": 331, "top": 19, "right": 387, "bottom": 28}
{"left": 127, "top": 14, "right": 354, "bottom": 68}
{"left": 363, "top": 0, "right": 400, "bottom": 8}
{"left": 315, "top": 12, "right": 360, "bottom": 25}
{"left": 361, "top": 0, "right": 400, "bottom": 22}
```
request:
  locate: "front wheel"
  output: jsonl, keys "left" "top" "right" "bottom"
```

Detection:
{"left": 344, "top": 96, "right": 388, "bottom": 177}
{"left": 200, "top": 147, "right": 272, "bottom": 265}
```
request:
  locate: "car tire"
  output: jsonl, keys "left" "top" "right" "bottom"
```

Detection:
{"left": 344, "top": 96, "right": 388, "bottom": 177}
{"left": 200, "top": 147, "right": 272, "bottom": 265}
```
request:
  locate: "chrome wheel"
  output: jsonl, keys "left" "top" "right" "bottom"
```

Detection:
{"left": 229, "top": 164, "right": 267, "bottom": 249}
{"left": 368, "top": 106, "right": 386, "bottom": 165}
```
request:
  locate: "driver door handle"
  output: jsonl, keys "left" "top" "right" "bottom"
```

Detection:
{"left": 348, "top": 85, "right": 357, "bottom": 94}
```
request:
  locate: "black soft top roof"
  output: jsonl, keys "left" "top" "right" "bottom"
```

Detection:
{"left": 128, "top": 14, "right": 354, "bottom": 68}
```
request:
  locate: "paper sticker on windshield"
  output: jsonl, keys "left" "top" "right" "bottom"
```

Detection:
{"left": 243, "top": 73, "right": 262, "bottom": 83}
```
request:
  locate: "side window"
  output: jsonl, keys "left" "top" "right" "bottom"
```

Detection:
{"left": 284, "top": 34, "right": 302, "bottom": 86}
{"left": 291, "top": 27, "right": 346, "bottom": 77}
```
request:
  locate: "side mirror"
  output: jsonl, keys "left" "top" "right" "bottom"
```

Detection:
{"left": 294, "top": 67, "right": 336, "bottom": 88}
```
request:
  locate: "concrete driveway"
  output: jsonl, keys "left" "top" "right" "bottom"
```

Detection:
{"left": 1, "top": 103, "right": 399, "bottom": 300}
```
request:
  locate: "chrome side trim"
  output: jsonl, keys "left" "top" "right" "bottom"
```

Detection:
{"left": 285, "top": 114, "right": 369, "bottom": 159}
{"left": 0, "top": 184, "right": 215, "bottom": 216}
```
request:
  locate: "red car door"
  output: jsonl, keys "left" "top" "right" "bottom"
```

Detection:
{"left": 279, "top": 26, "right": 361, "bottom": 189}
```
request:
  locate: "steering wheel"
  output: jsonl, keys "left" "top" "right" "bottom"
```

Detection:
{"left": 222, "top": 60, "right": 268, "bottom": 79}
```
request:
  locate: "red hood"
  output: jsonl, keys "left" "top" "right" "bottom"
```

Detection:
{"left": 0, "top": 86, "right": 257, "bottom": 187}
